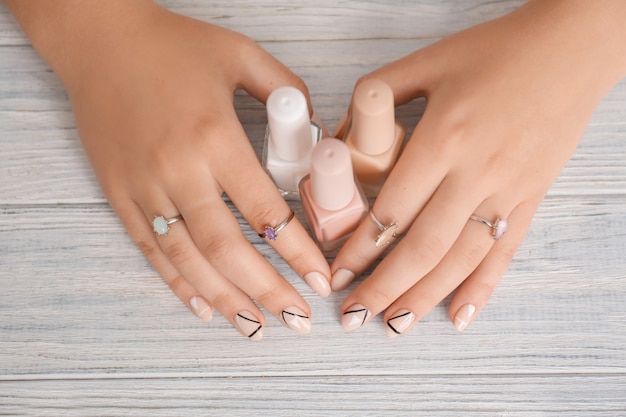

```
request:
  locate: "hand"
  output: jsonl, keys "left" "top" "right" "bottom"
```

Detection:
{"left": 6, "top": 1, "right": 332, "bottom": 339}
{"left": 331, "top": 0, "right": 626, "bottom": 336}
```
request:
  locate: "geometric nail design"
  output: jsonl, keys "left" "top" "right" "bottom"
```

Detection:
{"left": 281, "top": 306, "right": 311, "bottom": 334}
{"left": 189, "top": 296, "right": 213, "bottom": 322}
{"left": 453, "top": 303, "right": 476, "bottom": 332}
{"left": 234, "top": 311, "right": 263, "bottom": 341}
{"left": 341, "top": 303, "right": 369, "bottom": 331}
{"left": 386, "top": 309, "right": 415, "bottom": 338}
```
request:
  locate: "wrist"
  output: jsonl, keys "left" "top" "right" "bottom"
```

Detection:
{"left": 4, "top": 0, "right": 162, "bottom": 84}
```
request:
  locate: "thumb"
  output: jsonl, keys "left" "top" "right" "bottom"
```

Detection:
{"left": 236, "top": 40, "right": 314, "bottom": 116}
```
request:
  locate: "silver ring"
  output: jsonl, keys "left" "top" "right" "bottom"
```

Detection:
{"left": 259, "top": 210, "right": 295, "bottom": 241}
{"left": 370, "top": 210, "right": 399, "bottom": 248}
{"left": 153, "top": 214, "right": 184, "bottom": 236}
{"left": 470, "top": 215, "right": 508, "bottom": 241}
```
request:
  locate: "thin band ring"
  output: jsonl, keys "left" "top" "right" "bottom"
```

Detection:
{"left": 259, "top": 210, "right": 295, "bottom": 241}
{"left": 470, "top": 215, "right": 508, "bottom": 241}
{"left": 370, "top": 210, "right": 399, "bottom": 248}
{"left": 153, "top": 214, "right": 184, "bottom": 236}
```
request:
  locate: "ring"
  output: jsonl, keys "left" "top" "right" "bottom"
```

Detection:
{"left": 258, "top": 210, "right": 295, "bottom": 241}
{"left": 370, "top": 210, "right": 399, "bottom": 248}
{"left": 470, "top": 215, "right": 508, "bottom": 240}
{"left": 153, "top": 214, "right": 184, "bottom": 236}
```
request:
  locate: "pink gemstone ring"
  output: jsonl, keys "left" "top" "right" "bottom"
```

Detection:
{"left": 259, "top": 210, "right": 295, "bottom": 241}
{"left": 470, "top": 215, "right": 508, "bottom": 241}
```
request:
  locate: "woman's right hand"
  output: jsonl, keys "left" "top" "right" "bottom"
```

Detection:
{"left": 5, "top": 0, "right": 332, "bottom": 340}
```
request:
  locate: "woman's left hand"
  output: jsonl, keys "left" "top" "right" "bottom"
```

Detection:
{"left": 330, "top": 0, "right": 626, "bottom": 336}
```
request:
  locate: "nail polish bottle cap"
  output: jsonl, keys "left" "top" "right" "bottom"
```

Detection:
{"left": 266, "top": 86, "right": 312, "bottom": 161}
{"left": 310, "top": 138, "right": 355, "bottom": 211}
{"left": 351, "top": 79, "right": 395, "bottom": 155}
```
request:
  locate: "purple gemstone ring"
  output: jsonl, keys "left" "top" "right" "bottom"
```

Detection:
{"left": 470, "top": 214, "right": 508, "bottom": 241}
{"left": 258, "top": 210, "right": 295, "bottom": 241}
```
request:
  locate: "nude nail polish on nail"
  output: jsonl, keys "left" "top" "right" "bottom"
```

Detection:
{"left": 282, "top": 306, "right": 311, "bottom": 334}
{"left": 263, "top": 86, "right": 322, "bottom": 199}
{"left": 304, "top": 271, "right": 331, "bottom": 297}
{"left": 386, "top": 309, "right": 415, "bottom": 338}
{"left": 189, "top": 296, "right": 213, "bottom": 322}
{"left": 454, "top": 304, "right": 476, "bottom": 332}
{"left": 342, "top": 303, "right": 370, "bottom": 331}
{"left": 342, "top": 79, "right": 406, "bottom": 197}
{"left": 299, "top": 138, "right": 369, "bottom": 253}
{"left": 234, "top": 311, "right": 263, "bottom": 341}
{"left": 331, "top": 268, "right": 356, "bottom": 291}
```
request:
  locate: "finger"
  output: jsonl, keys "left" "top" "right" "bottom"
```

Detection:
{"left": 168, "top": 171, "right": 314, "bottom": 335}
{"left": 381, "top": 217, "right": 494, "bottom": 338}
{"left": 339, "top": 174, "right": 486, "bottom": 331}
{"left": 448, "top": 201, "right": 537, "bottom": 332}
{"left": 114, "top": 197, "right": 267, "bottom": 341}
{"left": 330, "top": 120, "right": 452, "bottom": 291}
{"left": 209, "top": 114, "right": 332, "bottom": 298}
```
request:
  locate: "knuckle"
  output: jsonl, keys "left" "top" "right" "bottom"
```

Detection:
{"left": 136, "top": 238, "right": 160, "bottom": 263}
{"left": 164, "top": 240, "right": 194, "bottom": 266}
{"left": 253, "top": 281, "right": 282, "bottom": 305}
{"left": 406, "top": 234, "right": 445, "bottom": 268}
{"left": 201, "top": 235, "right": 237, "bottom": 265}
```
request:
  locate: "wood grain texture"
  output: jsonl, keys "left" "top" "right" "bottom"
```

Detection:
{"left": 0, "top": 0, "right": 625, "bottom": 415}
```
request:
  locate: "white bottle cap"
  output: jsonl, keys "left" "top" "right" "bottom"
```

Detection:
{"left": 266, "top": 86, "right": 312, "bottom": 161}
{"left": 310, "top": 138, "right": 355, "bottom": 211}
{"left": 351, "top": 79, "right": 395, "bottom": 155}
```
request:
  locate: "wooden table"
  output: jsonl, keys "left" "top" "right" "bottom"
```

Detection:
{"left": 1, "top": 1, "right": 625, "bottom": 415}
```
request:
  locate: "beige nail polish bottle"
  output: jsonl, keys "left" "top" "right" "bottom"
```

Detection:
{"left": 299, "top": 138, "right": 369, "bottom": 253}
{"left": 342, "top": 79, "right": 406, "bottom": 197}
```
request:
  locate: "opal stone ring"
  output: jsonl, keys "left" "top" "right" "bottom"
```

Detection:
{"left": 259, "top": 210, "right": 295, "bottom": 241}
{"left": 470, "top": 215, "right": 508, "bottom": 241}
{"left": 370, "top": 210, "right": 399, "bottom": 248}
{"left": 153, "top": 214, "right": 184, "bottom": 236}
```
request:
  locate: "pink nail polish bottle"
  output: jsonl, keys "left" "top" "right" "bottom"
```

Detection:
{"left": 343, "top": 79, "right": 406, "bottom": 197}
{"left": 299, "top": 138, "right": 369, "bottom": 253}
{"left": 263, "top": 86, "right": 322, "bottom": 199}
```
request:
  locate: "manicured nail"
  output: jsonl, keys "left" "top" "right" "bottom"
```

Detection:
{"left": 386, "top": 309, "right": 415, "bottom": 338}
{"left": 189, "top": 296, "right": 213, "bottom": 322}
{"left": 282, "top": 306, "right": 311, "bottom": 334}
{"left": 454, "top": 304, "right": 476, "bottom": 332}
{"left": 342, "top": 303, "right": 370, "bottom": 331}
{"left": 234, "top": 311, "right": 263, "bottom": 341}
{"left": 304, "top": 271, "right": 331, "bottom": 297}
{"left": 331, "top": 268, "right": 355, "bottom": 291}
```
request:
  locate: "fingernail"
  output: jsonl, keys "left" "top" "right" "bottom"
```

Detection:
{"left": 304, "top": 271, "right": 331, "bottom": 297}
{"left": 342, "top": 303, "right": 370, "bottom": 331}
{"left": 281, "top": 306, "right": 311, "bottom": 334}
{"left": 386, "top": 309, "right": 415, "bottom": 338}
{"left": 189, "top": 296, "right": 213, "bottom": 322}
{"left": 234, "top": 311, "right": 263, "bottom": 341}
{"left": 331, "top": 268, "right": 355, "bottom": 291}
{"left": 454, "top": 304, "right": 476, "bottom": 332}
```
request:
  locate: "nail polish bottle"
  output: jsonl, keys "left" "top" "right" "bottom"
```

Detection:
{"left": 342, "top": 79, "right": 406, "bottom": 197}
{"left": 263, "top": 86, "right": 322, "bottom": 199}
{"left": 299, "top": 138, "right": 369, "bottom": 253}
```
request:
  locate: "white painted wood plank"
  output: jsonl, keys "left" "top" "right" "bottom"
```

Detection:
{"left": 0, "top": 1, "right": 525, "bottom": 45}
{"left": 1, "top": 375, "right": 625, "bottom": 416}
{"left": 1, "top": 197, "right": 624, "bottom": 377}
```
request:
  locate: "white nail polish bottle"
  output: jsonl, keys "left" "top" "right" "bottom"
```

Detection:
{"left": 263, "top": 86, "right": 322, "bottom": 199}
